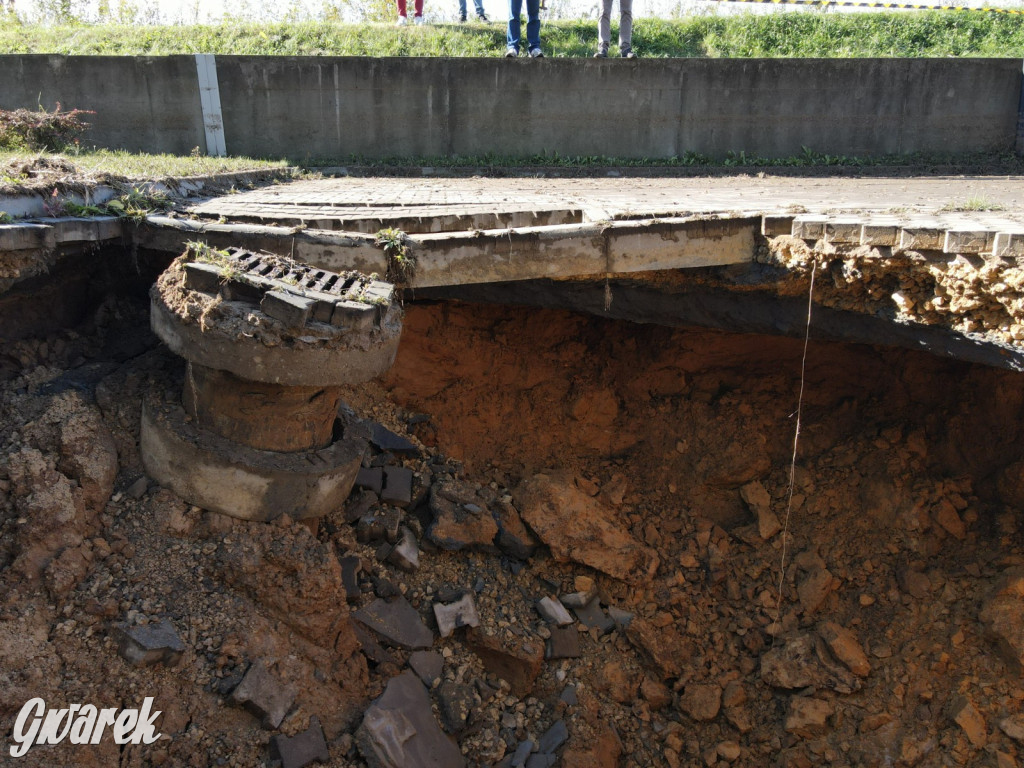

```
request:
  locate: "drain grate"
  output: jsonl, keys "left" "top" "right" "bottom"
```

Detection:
{"left": 183, "top": 247, "right": 394, "bottom": 329}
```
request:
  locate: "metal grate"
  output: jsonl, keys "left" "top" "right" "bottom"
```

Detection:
{"left": 183, "top": 247, "right": 394, "bottom": 329}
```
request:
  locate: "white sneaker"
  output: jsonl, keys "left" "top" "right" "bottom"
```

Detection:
{"left": 396, "top": 15, "right": 408, "bottom": 25}
{"left": 528, "top": 47, "right": 544, "bottom": 58}
{"left": 505, "top": 47, "right": 518, "bottom": 58}
{"left": 414, "top": 15, "right": 425, "bottom": 24}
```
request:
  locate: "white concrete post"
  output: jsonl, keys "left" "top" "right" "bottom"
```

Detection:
{"left": 195, "top": 53, "right": 227, "bottom": 157}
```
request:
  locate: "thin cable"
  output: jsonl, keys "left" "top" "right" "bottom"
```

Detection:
{"left": 771, "top": 260, "right": 816, "bottom": 638}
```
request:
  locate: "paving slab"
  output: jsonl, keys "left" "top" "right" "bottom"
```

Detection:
{"left": 163, "top": 175, "right": 1024, "bottom": 291}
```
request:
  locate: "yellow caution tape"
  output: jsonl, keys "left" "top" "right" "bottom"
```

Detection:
{"left": 712, "top": 0, "right": 1024, "bottom": 14}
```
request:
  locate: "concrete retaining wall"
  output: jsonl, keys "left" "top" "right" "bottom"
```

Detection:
{"left": 1, "top": 55, "right": 1020, "bottom": 159}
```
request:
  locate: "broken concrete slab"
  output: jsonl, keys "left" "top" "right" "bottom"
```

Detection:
{"left": 434, "top": 592, "right": 481, "bottom": 638}
{"left": 537, "top": 719, "right": 569, "bottom": 754}
{"left": 537, "top": 596, "right": 574, "bottom": 627}
{"left": 356, "top": 670, "right": 465, "bottom": 768}
{"left": 409, "top": 649, "right": 444, "bottom": 687}
{"left": 607, "top": 605, "right": 634, "bottom": 630}
{"left": 261, "top": 290, "right": 315, "bottom": 329}
{"left": 511, "top": 740, "right": 535, "bottom": 767}
{"left": 370, "top": 423, "right": 420, "bottom": 456}
{"left": 340, "top": 555, "right": 363, "bottom": 602}
{"left": 387, "top": 527, "right": 420, "bottom": 572}
{"left": 269, "top": 716, "right": 330, "bottom": 768}
{"left": 352, "top": 623, "right": 401, "bottom": 667}
{"left": 355, "top": 467, "right": 384, "bottom": 496}
{"left": 230, "top": 660, "right": 296, "bottom": 729}
{"left": 466, "top": 629, "right": 545, "bottom": 697}
{"left": 381, "top": 465, "right": 414, "bottom": 507}
{"left": 572, "top": 597, "right": 615, "bottom": 635}
{"left": 437, "top": 680, "right": 476, "bottom": 734}
{"left": 353, "top": 596, "right": 434, "bottom": 650}
{"left": 115, "top": 619, "right": 186, "bottom": 667}
{"left": 547, "top": 627, "right": 582, "bottom": 660}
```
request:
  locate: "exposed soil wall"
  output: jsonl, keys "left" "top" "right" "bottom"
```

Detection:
{"left": 4, "top": 283, "right": 1024, "bottom": 767}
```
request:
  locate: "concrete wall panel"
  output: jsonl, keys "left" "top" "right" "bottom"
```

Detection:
{"left": 1, "top": 55, "right": 1019, "bottom": 160}
{"left": 0, "top": 55, "right": 206, "bottom": 154}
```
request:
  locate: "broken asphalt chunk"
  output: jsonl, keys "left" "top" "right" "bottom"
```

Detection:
{"left": 356, "top": 670, "right": 465, "bottom": 768}
{"left": 354, "top": 596, "right": 434, "bottom": 650}
{"left": 115, "top": 618, "right": 186, "bottom": 667}
{"left": 230, "top": 660, "right": 296, "bottom": 729}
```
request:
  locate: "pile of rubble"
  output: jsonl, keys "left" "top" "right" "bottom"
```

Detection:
{"left": 4, "top": 290, "right": 1024, "bottom": 768}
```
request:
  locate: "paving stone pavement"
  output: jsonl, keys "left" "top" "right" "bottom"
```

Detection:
{"left": 189, "top": 175, "right": 1024, "bottom": 229}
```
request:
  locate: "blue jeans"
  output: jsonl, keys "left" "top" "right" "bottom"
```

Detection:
{"left": 507, "top": 0, "right": 540, "bottom": 52}
{"left": 459, "top": 0, "right": 485, "bottom": 16}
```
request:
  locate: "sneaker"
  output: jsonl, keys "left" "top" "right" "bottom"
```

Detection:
{"left": 621, "top": 48, "right": 636, "bottom": 58}
{"left": 414, "top": 15, "right": 425, "bottom": 24}
{"left": 505, "top": 46, "right": 518, "bottom": 57}
{"left": 528, "top": 47, "right": 544, "bottom": 58}
{"left": 477, "top": 12, "right": 488, "bottom": 21}
{"left": 593, "top": 48, "right": 608, "bottom": 58}
{"left": 395, "top": 15, "right": 408, "bottom": 25}
{"left": 459, "top": 14, "right": 467, "bottom": 21}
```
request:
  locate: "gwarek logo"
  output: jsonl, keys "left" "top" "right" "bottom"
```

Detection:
{"left": 9, "top": 697, "right": 162, "bottom": 757}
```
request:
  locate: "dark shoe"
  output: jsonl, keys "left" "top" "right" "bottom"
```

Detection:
{"left": 528, "top": 47, "right": 544, "bottom": 58}
{"left": 621, "top": 48, "right": 636, "bottom": 58}
{"left": 505, "top": 47, "right": 519, "bottom": 58}
{"left": 477, "top": 12, "right": 488, "bottom": 21}
{"left": 459, "top": 14, "right": 467, "bottom": 21}
{"left": 594, "top": 48, "right": 608, "bottom": 58}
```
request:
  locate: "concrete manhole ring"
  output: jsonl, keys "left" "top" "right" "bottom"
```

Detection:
{"left": 150, "top": 253, "right": 402, "bottom": 387}
{"left": 140, "top": 386, "right": 367, "bottom": 522}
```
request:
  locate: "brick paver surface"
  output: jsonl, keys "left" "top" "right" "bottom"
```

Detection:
{"left": 190, "top": 175, "right": 1024, "bottom": 230}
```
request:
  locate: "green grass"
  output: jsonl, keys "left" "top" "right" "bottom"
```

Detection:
{"left": 939, "top": 195, "right": 1009, "bottom": 212}
{"left": 316, "top": 148, "right": 1024, "bottom": 172}
{"left": 0, "top": 149, "right": 289, "bottom": 178}
{"left": 0, "top": 13, "right": 1022, "bottom": 57}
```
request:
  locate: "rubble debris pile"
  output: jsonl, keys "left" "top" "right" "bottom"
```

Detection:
{"left": 5, "top": 275, "right": 1024, "bottom": 767}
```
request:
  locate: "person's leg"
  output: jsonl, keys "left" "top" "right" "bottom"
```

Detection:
{"left": 459, "top": 0, "right": 467, "bottom": 19}
{"left": 474, "top": 0, "right": 486, "bottom": 16}
{"left": 525, "top": 0, "right": 540, "bottom": 51}
{"left": 618, "top": 0, "right": 633, "bottom": 52}
{"left": 597, "top": 0, "right": 612, "bottom": 52}
{"left": 397, "top": 0, "right": 407, "bottom": 17}
{"left": 507, "top": 0, "right": 522, "bottom": 50}
{"left": 414, "top": 0, "right": 423, "bottom": 16}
